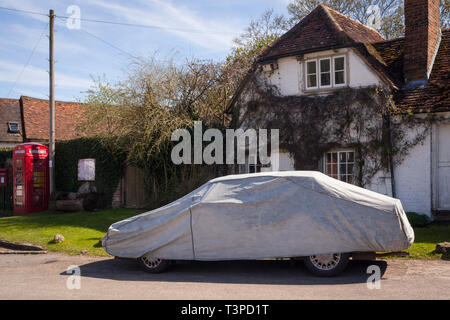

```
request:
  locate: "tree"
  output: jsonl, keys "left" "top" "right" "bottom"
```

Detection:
{"left": 229, "top": 9, "right": 289, "bottom": 70}
{"left": 80, "top": 56, "right": 239, "bottom": 206}
{"left": 442, "top": 0, "right": 450, "bottom": 28}
{"left": 287, "top": 0, "right": 449, "bottom": 39}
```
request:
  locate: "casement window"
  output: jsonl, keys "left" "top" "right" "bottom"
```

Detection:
{"left": 324, "top": 150, "right": 355, "bottom": 184}
{"left": 333, "top": 56, "right": 346, "bottom": 86}
{"left": 305, "top": 55, "right": 346, "bottom": 90}
{"left": 319, "top": 58, "right": 331, "bottom": 88}
{"left": 306, "top": 60, "right": 318, "bottom": 89}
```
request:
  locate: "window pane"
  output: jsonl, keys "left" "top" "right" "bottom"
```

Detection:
{"left": 307, "top": 61, "right": 316, "bottom": 74}
{"left": 321, "top": 73, "right": 331, "bottom": 86}
{"left": 307, "top": 74, "right": 317, "bottom": 87}
{"left": 335, "top": 57, "right": 345, "bottom": 71}
{"left": 320, "top": 59, "right": 331, "bottom": 87}
{"left": 347, "top": 164, "right": 354, "bottom": 175}
{"left": 325, "top": 150, "right": 355, "bottom": 184}
{"left": 335, "top": 71, "right": 345, "bottom": 85}
{"left": 320, "top": 59, "right": 330, "bottom": 72}
{"left": 331, "top": 153, "right": 337, "bottom": 163}
{"left": 331, "top": 163, "right": 337, "bottom": 175}
{"left": 348, "top": 152, "right": 354, "bottom": 162}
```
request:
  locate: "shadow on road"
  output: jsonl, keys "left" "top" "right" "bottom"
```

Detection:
{"left": 64, "top": 258, "right": 388, "bottom": 285}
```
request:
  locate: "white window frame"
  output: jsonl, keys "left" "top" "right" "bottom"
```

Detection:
{"left": 319, "top": 58, "right": 332, "bottom": 89}
{"left": 323, "top": 149, "right": 355, "bottom": 184}
{"left": 333, "top": 55, "right": 346, "bottom": 87}
{"left": 304, "top": 54, "right": 347, "bottom": 91}
{"left": 305, "top": 59, "right": 318, "bottom": 89}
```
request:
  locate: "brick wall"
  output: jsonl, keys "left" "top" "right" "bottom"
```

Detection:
{"left": 404, "top": 0, "right": 441, "bottom": 84}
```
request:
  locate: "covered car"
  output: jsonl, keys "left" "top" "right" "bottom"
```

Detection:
{"left": 102, "top": 171, "right": 414, "bottom": 276}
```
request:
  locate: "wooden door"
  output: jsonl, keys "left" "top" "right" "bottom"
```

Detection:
{"left": 124, "top": 166, "right": 148, "bottom": 208}
{"left": 436, "top": 124, "right": 450, "bottom": 211}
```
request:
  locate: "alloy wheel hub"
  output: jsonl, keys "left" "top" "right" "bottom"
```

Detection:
{"left": 309, "top": 253, "right": 341, "bottom": 270}
{"left": 141, "top": 256, "right": 162, "bottom": 269}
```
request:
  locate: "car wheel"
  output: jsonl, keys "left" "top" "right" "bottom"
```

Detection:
{"left": 303, "top": 253, "right": 349, "bottom": 277}
{"left": 138, "top": 255, "right": 171, "bottom": 273}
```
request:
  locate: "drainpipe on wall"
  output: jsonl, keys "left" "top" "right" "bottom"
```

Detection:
{"left": 384, "top": 113, "right": 396, "bottom": 198}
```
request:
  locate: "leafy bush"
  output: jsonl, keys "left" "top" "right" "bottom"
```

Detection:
{"left": 406, "top": 212, "right": 431, "bottom": 227}
{"left": 55, "top": 137, "right": 127, "bottom": 207}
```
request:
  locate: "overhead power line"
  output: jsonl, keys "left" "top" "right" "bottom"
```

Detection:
{"left": 7, "top": 22, "right": 49, "bottom": 98}
{"left": 52, "top": 16, "right": 139, "bottom": 60}
{"left": 0, "top": 6, "right": 232, "bottom": 35}
{"left": 0, "top": 6, "right": 48, "bottom": 17}
{"left": 56, "top": 15, "right": 231, "bottom": 35}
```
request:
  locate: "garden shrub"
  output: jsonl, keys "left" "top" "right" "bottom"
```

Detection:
{"left": 406, "top": 212, "right": 431, "bottom": 227}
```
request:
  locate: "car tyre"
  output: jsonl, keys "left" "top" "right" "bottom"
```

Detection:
{"left": 303, "top": 253, "right": 350, "bottom": 277}
{"left": 138, "top": 255, "right": 171, "bottom": 273}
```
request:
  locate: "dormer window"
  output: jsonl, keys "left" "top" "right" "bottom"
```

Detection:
{"left": 305, "top": 55, "right": 347, "bottom": 90}
{"left": 7, "top": 122, "right": 19, "bottom": 133}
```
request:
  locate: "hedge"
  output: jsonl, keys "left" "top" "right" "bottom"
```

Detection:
{"left": 0, "top": 148, "right": 13, "bottom": 211}
{"left": 0, "top": 138, "right": 127, "bottom": 211}
{"left": 54, "top": 137, "right": 127, "bottom": 207}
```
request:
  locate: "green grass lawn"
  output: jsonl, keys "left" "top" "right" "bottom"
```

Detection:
{"left": 0, "top": 209, "right": 143, "bottom": 256}
{"left": 402, "top": 224, "right": 450, "bottom": 259}
{"left": 0, "top": 209, "right": 449, "bottom": 258}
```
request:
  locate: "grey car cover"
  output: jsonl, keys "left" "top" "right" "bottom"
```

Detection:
{"left": 102, "top": 171, "right": 414, "bottom": 260}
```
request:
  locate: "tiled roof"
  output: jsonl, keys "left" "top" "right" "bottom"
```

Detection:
{"left": 393, "top": 29, "right": 450, "bottom": 113}
{"left": 371, "top": 37, "right": 405, "bottom": 87}
{"left": 256, "top": 4, "right": 449, "bottom": 114}
{"left": 20, "top": 96, "right": 89, "bottom": 141}
{"left": 259, "top": 4, "right": 384, "bottom": 62}
{"left": 0, "top": 98, "right": 23, "bottom": 143}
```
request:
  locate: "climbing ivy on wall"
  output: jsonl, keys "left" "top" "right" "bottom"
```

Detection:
{"left": 54, "top": 137, "right": 127, "bottom": 207}
{"left": 233, "top": 72, "right": 432, "bottom": 187}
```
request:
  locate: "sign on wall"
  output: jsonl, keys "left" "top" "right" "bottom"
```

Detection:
{"left": 78, "top": 159, "right": 95, "bottom": 181}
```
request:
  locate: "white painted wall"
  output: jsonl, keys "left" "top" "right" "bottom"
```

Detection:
{"left": 347, "top": 50, "right": 381, "bottom": 87}
{"left": 276, "top": 57, "right": 301, "bottom": 96}
{"left": 393, "top": 131, "right": 431, "bottom": 215}
{"left": 262, "top": 48, "right": 382, "bottom": 96}
{"left": 341, "top": 124, "right": 433, "bottom": 216}
{"left": 264, "top": 151, "right": 295, "bottom": 172}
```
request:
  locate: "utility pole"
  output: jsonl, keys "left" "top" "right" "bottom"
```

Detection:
{"left": 49, "top": 9, "right": 55, "bottom": 195}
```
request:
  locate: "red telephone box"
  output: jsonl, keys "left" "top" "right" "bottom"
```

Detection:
{"left": 13, "top": 143, "right": 49, "bottom": 215}
{"left": 0, "top": 168, "right": 8, "bottom": 186}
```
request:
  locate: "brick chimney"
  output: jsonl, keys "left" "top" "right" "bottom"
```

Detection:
{"left": 403, "top": 0, "right": 441, "bottom": 88}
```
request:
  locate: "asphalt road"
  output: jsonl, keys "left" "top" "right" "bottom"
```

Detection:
{"left": 0, "top": 253, "right": 449, "bottom": 300}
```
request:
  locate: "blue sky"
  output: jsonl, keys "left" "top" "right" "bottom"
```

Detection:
{"left": 0, "top": 0, "right": 289, "bottom": 102}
